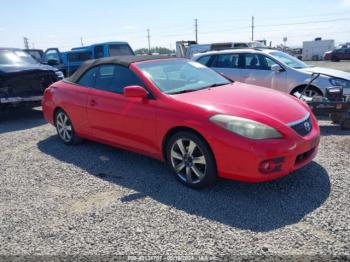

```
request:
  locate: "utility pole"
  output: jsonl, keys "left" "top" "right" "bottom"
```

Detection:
{"left": 80, "top": 37, "right": 84, "bottom": 46}
{"left": 195, "top": 18, "right": 198, "bottom": 43}
{"left": 251, "top": 16, "right": 254, "bottom": 41}
{"left": 23, "top": 37, "right": 29, "bottom": 49}
{"left": 147, "top": 29, "right": 151, "bottom": 54}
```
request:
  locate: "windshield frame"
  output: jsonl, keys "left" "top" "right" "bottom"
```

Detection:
{"left": 0, "top": 49, "right": 39, "bottom": 66}
{"left": 268, "top": 50, "right": 309, "bottom": 69}
{"left": 136, "top": 59, "right": 231, "bottom": 95}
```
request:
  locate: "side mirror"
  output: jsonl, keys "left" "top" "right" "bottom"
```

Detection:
{"left": 47, "top": 59, "right": 59, "bottom": 66}
{"left": 271, "top": 64, "right": 283, "bottom": 73}
{"left": 123, "top": 85, "right": 149, "bottom": 98}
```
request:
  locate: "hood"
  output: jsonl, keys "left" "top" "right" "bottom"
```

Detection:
{"left": 0, "top": 63, "right": 58, "bottom": 75}
{"left": 300, "top": 66, "right": 350, "bottom": 80}
{"left": 172, "top": 82, "right": 309, "bottom": 125}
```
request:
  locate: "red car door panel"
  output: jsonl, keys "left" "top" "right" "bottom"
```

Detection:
{"left": 87, "top": 88, "right": 158, "bottom": 155}
{"left": 57, "top": 83, "right": 89, "bottom": 135}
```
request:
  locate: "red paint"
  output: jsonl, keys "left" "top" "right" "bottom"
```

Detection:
{"left": 42, "top": 58, "right": 320, "bottom": 183}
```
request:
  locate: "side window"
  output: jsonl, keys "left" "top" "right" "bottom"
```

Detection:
{"left": 243, "top": 54, "right": 270, "bottom": 70}
{"left": 77, "top": 67, "right": 97, "bottom": 88}
{"left": 213, "top": 54, "right": 240, "bottom": 68}
{"left": 94, "top": 65, "right": 144, "bottom": 94}
{"left": 335, "top": 49, "right": 345, "bottom": 54}
{"left": 94, "top": 45, "right": 104, "bottom": 59}
{"left": 67, "top": 52, "right": 92, "bottom": 62}
{"left": 261, "top": 56, "right": 279, "bottom": 70}
{"left": 196, "top": 56, "right": 211, "bottom": 66}
{"left": 45, "top": 50, "right": 60, "bottom": 62}
{"left": 346, "top": 49, "right": 350, "bottom": 54}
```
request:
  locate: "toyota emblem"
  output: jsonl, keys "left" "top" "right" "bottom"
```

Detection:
{"left": 304, "top": 121, "right": 311, "bottom": 132}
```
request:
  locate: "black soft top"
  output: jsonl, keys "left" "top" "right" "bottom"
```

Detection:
{"left": 69, "top": 55, "right": 173, "bottom": 83}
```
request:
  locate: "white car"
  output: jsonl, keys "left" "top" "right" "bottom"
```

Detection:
{"left": 193, "top": 49, "right": 350, "bottom": 97}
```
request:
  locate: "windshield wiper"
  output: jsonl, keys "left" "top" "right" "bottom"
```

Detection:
{"left": 205, "top": 83, "right": 228, "bottom": 88}
{"left": 167, "top": 89, "right": 197, "bottom": 95}
{"left": 167, "top": 83, "right": 229, "bottom": 95}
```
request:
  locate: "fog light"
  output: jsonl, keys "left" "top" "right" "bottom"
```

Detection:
{"left": 259, "top": 157, "right": 285, "bottom": 174}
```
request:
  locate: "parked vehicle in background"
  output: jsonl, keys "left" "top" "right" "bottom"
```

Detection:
{"left": 43, "top": 42, "right": 135, "bottom": 76}
{"left": 324, "top": 47, "right": 350, "bottom": 61}
{"left": 193, "top": 48, "right": 350, "bottom": 97}
{"left": 0, "top": 48, "right": 63, "bottom": 113}
{"left": 176, "top": 40, "right": 266, "bottom": 58}
{"left": 302, "top": 38, "right": 335, "bottom": 61}
{"left": 42, "top": 56, "right": 320, "bottom": 188}
{"left": 23, "top": 49, "right": 44, "bottom": 63}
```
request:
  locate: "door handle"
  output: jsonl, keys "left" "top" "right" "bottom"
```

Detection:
{"left": 89, "top": 99, "right": 97, "bottom": 106}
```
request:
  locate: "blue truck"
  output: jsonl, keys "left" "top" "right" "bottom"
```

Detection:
{"left": 43, "top": 42, "right": 134, "bottom": 76}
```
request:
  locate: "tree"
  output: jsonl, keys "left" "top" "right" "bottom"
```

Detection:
{"left": 134, "top": 46, "right": 174, "bottom": 55}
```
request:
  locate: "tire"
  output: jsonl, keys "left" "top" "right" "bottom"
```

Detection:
{"left": 340, "top": 118, "right": 350, "bottom": 130}
{"left": 55, "top": 109, "right": 82, "bottom": 145}
{"left": 293, "top": 86, "right": 323, "bottom": 98}
{"left": 166, "top": 131, "right": 217, "bottom": 189}
{"left": 331, "top": 55, "right": 339, "bottom": 62}
{"left": 330, "top": 113, "right": 344, "bottom": 124}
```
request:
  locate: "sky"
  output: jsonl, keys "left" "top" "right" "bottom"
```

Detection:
{"left": 0, "top": 0, "right": 350, "bottom": 51}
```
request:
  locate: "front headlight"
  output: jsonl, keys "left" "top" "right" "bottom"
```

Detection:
{"left": 329, "top": 78, "right": 349, "bottom": 88}
{"left": 55, "top": 70, "right": 64, "bottom": 79}
{"left": 210, "top": 114, "right": 282, "bottom": 140}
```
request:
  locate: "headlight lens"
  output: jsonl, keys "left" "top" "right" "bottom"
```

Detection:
{"left": 55, "top": 70, "right": 64, "bottom": 79}
{"left": 329, "top": 78, "right": 349, "bottom": 88}
{"left": 210, "top": 115, "right": 282, "bottom": 140}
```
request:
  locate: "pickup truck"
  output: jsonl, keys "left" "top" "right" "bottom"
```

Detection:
{"left": 43, "top": 42, "right": 135, "bottom": 76}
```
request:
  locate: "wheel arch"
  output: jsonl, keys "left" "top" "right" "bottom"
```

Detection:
{"left": 290, "top": 84, "right": 323, "bottom": 96}
{"left": 161, "top": 126, "right": 216, "bottom": 164}
{"left": 53, "top": 106, "right": 65, "bottom": 125}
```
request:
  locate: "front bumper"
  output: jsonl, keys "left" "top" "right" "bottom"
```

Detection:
{"left": 208, "top": 117, "right": 320, "bottom": 183}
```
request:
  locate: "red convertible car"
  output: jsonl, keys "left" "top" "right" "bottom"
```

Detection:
{"left": 42, "top": 56, "right": 320, "bottom": 188}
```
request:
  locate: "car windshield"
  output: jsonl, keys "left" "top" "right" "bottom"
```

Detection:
{"left": 269, "top": 51, "right": 308, "bottom": 69}
{"left": 137, "top": 59, "right": 231, "bottom": 94}
{"left": 0, "top": 50, "right": 38, "bottom": 65}
{"left": 109, "top": 44, "right": 134, "bottom": 56}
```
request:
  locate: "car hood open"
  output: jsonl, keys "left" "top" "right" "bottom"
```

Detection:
{"left": 299, "top": 66, "right": 350, "bottom": 80}
{"left": 172, "top": 82, "right": 309, "bottom": 125}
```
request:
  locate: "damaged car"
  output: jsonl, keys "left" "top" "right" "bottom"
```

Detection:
{"left": 0, "top": 48, "right": 63, "bottom": 113}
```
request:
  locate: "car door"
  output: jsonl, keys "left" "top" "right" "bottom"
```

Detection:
{"left": 210, "top": 53, "right": 245, "bottom": 82}
{"left": 240, "top": 53, "right": 286, "bottom": 89}
{"left": 62, "top": 67, "right": 97, "bottom": 134}
{"left": 86, "top": 64, "right": 158, "bottom": 155}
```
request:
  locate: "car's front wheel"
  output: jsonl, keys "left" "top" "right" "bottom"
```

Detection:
{"left": 55, "top": 110, "right": 82, "bottom": 145}
{"left": 167, "top": 131, "right": 217, "bottom": 188}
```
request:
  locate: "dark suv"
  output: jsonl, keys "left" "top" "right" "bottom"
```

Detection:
{"left": 0, "top": 48, "right": 63, "bottom": 113}
{"left": 324, "top": 48, "right": 350, "bottom": 61}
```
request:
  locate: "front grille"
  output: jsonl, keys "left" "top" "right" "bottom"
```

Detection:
{"left": 2, "top": 71, "right": 57, "bottom": 97}
{"left": 289, "top": 114, "right": 313, "bottom": 136}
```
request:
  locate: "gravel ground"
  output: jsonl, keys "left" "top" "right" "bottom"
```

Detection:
{"left": 306, "top": 61, "right": 350, "bottom": 73}
{"left": 0, "top": 108, "right": 349, "bottom": 260}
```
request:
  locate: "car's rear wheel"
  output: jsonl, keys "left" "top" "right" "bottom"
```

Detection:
{"left": 166, "top": 131, "right": 217, "bottom": 188}
{"left": 293, "top": 86, "right": 323, "bottom": 98}
{"left": 55, "top": 110, "right": 82, "bottom": 145}
{"left": 330, "top": 113, "right": 344, "bottom": 124}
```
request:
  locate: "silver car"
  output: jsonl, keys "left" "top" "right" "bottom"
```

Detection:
{"left": 193, "top": 49, "right": 350, "bottom": 97}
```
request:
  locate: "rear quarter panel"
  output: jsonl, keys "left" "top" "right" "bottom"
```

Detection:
{"left": 43, "top": 80, "right": 90, "bottom": 135}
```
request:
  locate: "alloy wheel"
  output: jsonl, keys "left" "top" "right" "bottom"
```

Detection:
{"left": 56, "top": 112, "right": 73, "bottom": 143}
{"left": 170, "top": 138, "right": 207, "bottom": 184}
